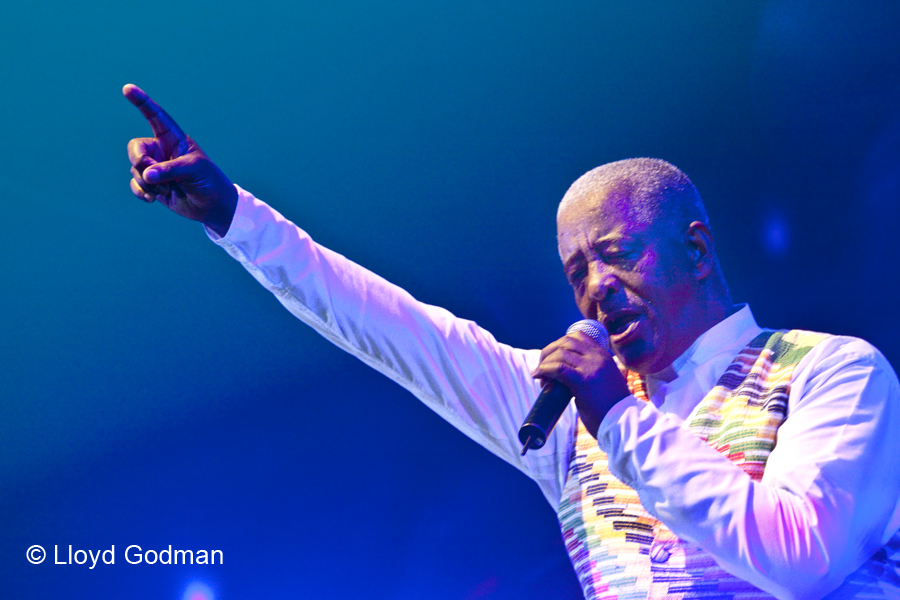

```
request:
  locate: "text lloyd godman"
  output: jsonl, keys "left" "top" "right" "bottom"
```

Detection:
{"left": 53, "top": 545, "right": 223, "bottom": 567}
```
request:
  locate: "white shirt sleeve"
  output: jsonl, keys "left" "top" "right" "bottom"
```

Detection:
{"left": 208, "top": 185, "right": 575, "bottom": 506}
{"left": 597, "top": 334, "right": 900, "bottom": 599}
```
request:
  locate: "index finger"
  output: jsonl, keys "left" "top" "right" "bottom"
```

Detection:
{"left": 122, "top": 83, "right": 187, "bottom": 142}
{"left": 538, "top": 331, "right": 603, "bottom": 362}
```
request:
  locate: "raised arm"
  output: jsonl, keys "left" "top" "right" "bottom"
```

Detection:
{"left": 122, "top": 85, "right": 575, "bottom": 506}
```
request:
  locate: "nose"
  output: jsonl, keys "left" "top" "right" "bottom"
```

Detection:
{"left": 585, "top": 260, "right": 619, "bottom": 303}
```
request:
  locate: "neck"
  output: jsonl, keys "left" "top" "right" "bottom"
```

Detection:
{"left": 644, "top": 283, "right": 734, "bottom": 375}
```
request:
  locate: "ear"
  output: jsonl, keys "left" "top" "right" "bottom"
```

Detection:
{"left": 684, "top": 221, "right": 715, "bottom": 280}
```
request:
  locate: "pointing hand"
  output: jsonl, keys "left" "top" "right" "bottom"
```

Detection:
{"left": 124, "top": 84, "right": 237, "bottom": 237}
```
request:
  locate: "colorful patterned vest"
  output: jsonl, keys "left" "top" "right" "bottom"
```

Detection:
{"left": 557, "top": 329, "right": 900, "bottom": 599}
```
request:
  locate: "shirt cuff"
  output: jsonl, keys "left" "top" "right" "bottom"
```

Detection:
{"left": 204, "top": 184, "right": 257, "bottom": 243}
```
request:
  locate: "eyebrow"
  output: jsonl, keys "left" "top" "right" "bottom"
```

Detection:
{"left": 562, "top": 236, "right": 618, "bottom": 264}
{"left": 561, "top": 231, "right": 642, "bottom": 270}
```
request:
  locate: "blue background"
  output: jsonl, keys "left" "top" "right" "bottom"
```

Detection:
{"left": 2, "top": 1, "right": 899, "bottom": 598}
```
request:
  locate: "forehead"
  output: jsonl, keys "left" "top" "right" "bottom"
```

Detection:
{"left": 556, "top": 190, "right": 655, "bottom": 258}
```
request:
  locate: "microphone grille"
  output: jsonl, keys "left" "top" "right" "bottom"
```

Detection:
{"left": 566, "top": 319, "right": 609, "bottom": 350}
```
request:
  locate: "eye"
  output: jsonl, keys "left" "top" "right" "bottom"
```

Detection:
{"left": 566, "top": 265, "right": 587, "bottom": 286}
{"left": 602, "top": 250, "right": 636, "bottom": 268}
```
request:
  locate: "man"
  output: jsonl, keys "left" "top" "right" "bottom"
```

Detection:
{"left": 124, "top": 84, "right": 900, "bottom": 599}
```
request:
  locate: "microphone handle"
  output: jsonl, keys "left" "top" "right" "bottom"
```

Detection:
{"left": 518, "top": 379, "right": 573, "bottom": 454}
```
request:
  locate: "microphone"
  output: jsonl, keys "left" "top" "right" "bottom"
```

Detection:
{"left": 518, "top": 319, "right": 609, "bottom": 455}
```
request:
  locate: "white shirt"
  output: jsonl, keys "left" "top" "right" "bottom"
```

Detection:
{"left": 211, "top": 186, "right": 900, "bottom": 599}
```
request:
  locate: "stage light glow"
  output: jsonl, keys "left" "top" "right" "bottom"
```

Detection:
{"left": 183, "top": 581, "right": 215, "bottom": 600}
{"left": 761, "top": 210, "right": 790, "bottom": 257}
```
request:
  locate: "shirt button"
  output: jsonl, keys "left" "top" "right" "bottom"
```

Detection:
{"left": 649, "top": 542, "right": 671, "bottom": 564}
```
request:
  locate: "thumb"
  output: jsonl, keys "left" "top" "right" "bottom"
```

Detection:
{"left": 144, "top": 155, "right": 196, "bottom": 185}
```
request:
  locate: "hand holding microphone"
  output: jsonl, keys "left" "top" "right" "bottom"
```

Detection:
{"left": 520, "top": 319, "right": 630, "bottom": 454}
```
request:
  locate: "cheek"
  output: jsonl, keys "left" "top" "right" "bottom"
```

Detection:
{"left": 574, "top": 290, "right": 595, "bottom": 319}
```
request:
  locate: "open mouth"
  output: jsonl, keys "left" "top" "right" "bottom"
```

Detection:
{"left": 605, "top": 312, "right": 641, "bottom": 338}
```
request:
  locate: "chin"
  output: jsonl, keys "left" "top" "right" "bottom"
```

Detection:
{"left": 613, "top": 348, "right": 651, "bottom": 374}
{"left": 613, "top": 342, "right": 667, "bottom": 375}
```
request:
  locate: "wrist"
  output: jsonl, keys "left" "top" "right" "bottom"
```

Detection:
{"left": 203, "top": 183, "right": 239, "bottom": 238}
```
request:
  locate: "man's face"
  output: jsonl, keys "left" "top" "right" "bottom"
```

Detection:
{"left": 557, "top": 192, "right": 700, "bottom": 374}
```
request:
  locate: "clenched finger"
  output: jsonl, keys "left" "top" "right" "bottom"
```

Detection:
{"left": 130, "top": 177, "right": 156, "bottom": 203}
{"left": 127, "top": 137, "right": 163, "bottom": 169}
{"left": 538, "top": 332, "right": 596, "bottom": 362}
{"left": 130, "top": 165, "right": 168, "bottom": 196}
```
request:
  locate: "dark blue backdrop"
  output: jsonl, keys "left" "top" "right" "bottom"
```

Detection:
{"left": 2, "top": 2, "right": 899, "bottom": 599}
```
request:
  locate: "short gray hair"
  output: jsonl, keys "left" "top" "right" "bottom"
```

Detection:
{"left": 558, "top": 158, "right": 708, "bottom": 232}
